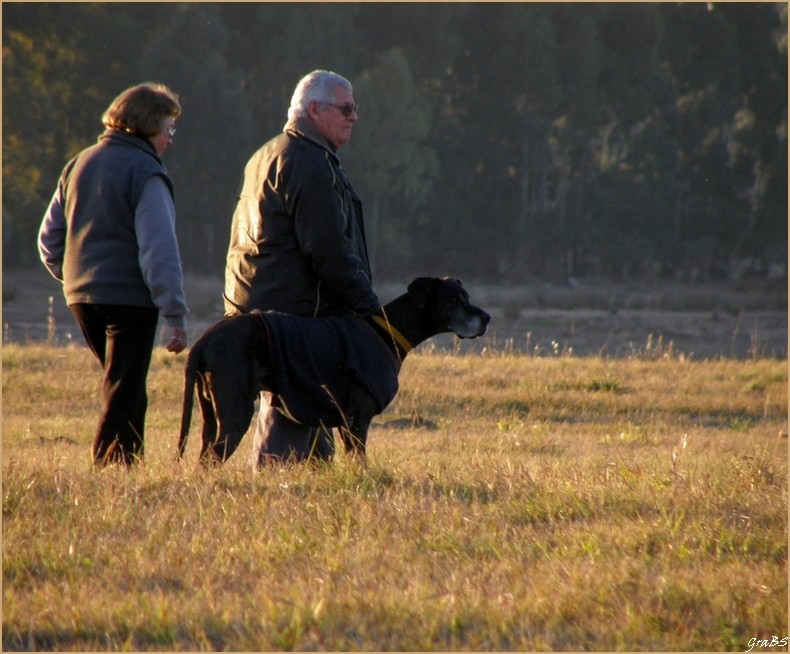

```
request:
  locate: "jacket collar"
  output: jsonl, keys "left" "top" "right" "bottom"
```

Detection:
{"left": 99, "top": 129, "right": 163, "bottom": 164}
{"left": 284, "top": 116, "right": 340, "bottom": 163}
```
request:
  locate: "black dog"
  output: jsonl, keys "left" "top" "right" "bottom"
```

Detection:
{"left": 177, "top": 277, "right": 490, "bottom": 465}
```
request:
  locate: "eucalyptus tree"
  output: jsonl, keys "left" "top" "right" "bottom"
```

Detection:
{"left": 222, "top": 2, "right": 364, "bottom": 145}
{"left": 2, "top": 3, "right": 146, "bottom": 264}
{"left": 3, "top": 2, "right": 785, "bottom": 281}
{"left": 343, "top": 48, "right": 439, "bottom": 278}
{"left": 716, "top": 2, "right": 788, "bottom": 262}
{"left": 136, "top": 3, "right": 255, "bottom": 268}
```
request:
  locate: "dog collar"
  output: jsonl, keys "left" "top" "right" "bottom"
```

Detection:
{"left": 371, "top": 315, "right": 413, "bottom": 355}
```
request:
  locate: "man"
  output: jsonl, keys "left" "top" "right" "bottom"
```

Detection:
{"left": 224, "top": 70, "right": 380, "bottom": 469}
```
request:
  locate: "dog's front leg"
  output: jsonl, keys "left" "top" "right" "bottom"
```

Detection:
{"left": 342, "top": 382, "right": 377, "bottom": 459}
{"left": 339, "top": 420, "right": 370, "bottom": 460}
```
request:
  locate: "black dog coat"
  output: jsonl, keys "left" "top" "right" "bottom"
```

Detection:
{"left": 256, "top": 311, "right": 401, "bottom": 426}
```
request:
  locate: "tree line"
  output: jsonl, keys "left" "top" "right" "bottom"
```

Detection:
{"left": 3, "top": 2, "right": 787, "bottom": 284}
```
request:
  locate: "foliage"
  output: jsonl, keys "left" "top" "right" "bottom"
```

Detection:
{"left": 2, "top": 344, "right": 787, "bottom": 650}
{"left": 346, "top": 47, "right": 440, "bottom": 272}
{"left": 2, "top": 3, "right": 787, "bottom": 282}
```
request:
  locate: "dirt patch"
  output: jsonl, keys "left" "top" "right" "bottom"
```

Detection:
{"left": 3, "top": 267, "right": 786, "bottom": 359}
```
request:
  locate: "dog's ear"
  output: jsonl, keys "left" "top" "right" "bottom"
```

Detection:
{"left": 407, "top": 277, "right": 437, "bottom": 307}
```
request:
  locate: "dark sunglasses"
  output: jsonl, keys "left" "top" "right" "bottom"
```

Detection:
{"left": 326, "top": 102, "right": 358, "bottom": 118}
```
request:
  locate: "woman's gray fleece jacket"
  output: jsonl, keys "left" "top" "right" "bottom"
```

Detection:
{"left": 38, "top": 130, "right": 188, "bottom": 327}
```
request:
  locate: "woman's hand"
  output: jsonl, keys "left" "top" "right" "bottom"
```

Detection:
{"left": 166, "top": 326, "right": 188, "bottom": 353}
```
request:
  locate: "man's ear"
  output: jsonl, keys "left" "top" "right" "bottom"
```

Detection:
{"left": 407, "top": 277, "right": 437, "bottom": 307}
{"left": 306, "top": 100, "right": 322, "bottom": 121}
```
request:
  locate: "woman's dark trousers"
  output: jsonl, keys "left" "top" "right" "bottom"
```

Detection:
{"left": 70, "top": 304, "right": 159, "bottom": 467}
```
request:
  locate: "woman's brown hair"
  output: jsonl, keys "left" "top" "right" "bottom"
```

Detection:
{"left": 102, "top": 82, "right": 181, "bottom": 138}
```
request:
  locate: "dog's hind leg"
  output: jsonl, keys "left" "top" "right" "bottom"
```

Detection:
{"left": 212, "top": 402, "right": 255, "bottom": 461}
{"left": 204, "top": 391, "right": 256, "bottom": 464}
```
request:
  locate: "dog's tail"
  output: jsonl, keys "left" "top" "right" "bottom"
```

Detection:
{"left": 176, "top": 347, "right": 199, "bottom": 461}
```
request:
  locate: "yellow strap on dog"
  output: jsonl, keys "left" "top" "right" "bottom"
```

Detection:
{"left": 371, "top": 315, "right": 413, "bottom": 354}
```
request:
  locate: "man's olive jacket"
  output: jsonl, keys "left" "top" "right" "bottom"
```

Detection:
{"left": 223, "top": 117, "right": 379, "bottom": 318}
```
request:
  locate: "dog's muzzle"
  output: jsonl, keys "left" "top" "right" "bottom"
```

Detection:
{"left": 454, "top": 308, "right": 491, "bottom": 339}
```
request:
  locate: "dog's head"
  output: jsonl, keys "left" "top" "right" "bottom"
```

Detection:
{"left": 407, "top": 277, "right": 490, "bottom": 339}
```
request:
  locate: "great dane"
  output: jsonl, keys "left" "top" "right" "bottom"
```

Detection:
{"left": 177, "top": 277, "right": 490, "bottom": 465}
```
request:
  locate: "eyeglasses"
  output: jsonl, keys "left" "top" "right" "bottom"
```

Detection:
{"left": 164, "top": 125, "right": 177, "bottom": 137}
{"left": 326, "top": 103, "right": 358, "bottom": 118}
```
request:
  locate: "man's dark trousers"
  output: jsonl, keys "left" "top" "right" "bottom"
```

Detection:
{"left": 249, "top": 392, "right": 335, "bottom": 468}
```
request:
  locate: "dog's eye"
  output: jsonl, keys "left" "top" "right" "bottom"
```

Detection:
{"left": 447, "top": 295, "right": 466, "bottom": 309}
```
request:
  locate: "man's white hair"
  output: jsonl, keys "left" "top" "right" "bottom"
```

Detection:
{"left": 287, "top": 70, "right": 352, "bottom": 120}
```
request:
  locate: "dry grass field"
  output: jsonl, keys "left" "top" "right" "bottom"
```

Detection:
{"left": 2, "top": 341, "right": 787, "bottom": 651}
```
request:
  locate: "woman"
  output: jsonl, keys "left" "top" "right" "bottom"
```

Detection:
{"left": 38, "top": 82, "right": 189, "bottom": 467}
